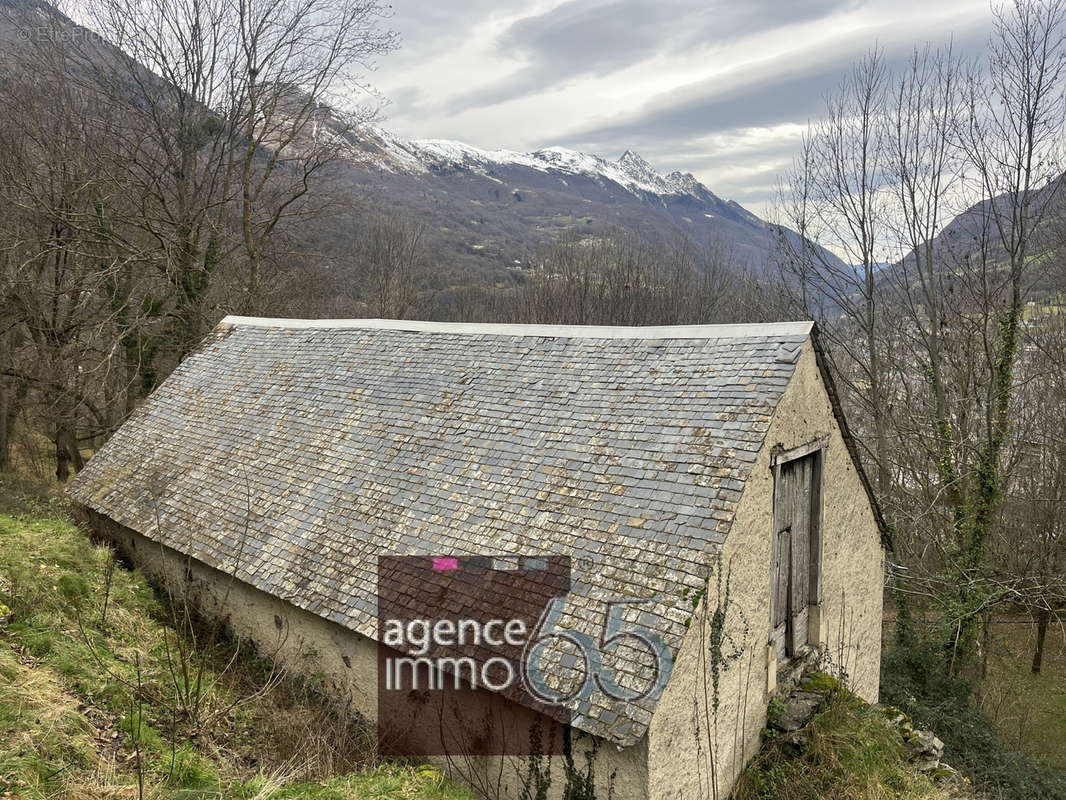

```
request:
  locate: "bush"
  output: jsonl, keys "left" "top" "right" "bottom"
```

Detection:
{"left": 732, "top": 688, "right": 945, "bottom": 800}
{"left": 881, "top": 641, "right": 1066, "bottom": 800}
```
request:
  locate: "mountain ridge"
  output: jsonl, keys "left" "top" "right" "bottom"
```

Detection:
{"left": 342, "top": 124, "right": 748, "bottom": 209}
{"left": 321, "top": 119, "right": 838, "bottom": 284}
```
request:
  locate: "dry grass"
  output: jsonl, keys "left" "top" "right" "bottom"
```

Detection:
{"left": 977, "top": 620, "right": 1066, "bottom": 771}
{"left": 0, "top": 473, "right": 471, "bottom": 799}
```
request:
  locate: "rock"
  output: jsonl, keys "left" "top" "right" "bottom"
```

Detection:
{"left": 929, "top": 763, "right": 959, "bottom": 781}
{"left": 929, "top": 762, "right": 970, "bottom": 798}
{"left": 906, "top": 728, "right": 944, "bottom": 772}
{"left": 878, "top": 704, "right": 914, "bottom": 734}
{"left": 769, "top": 690, "right": 824, "bottom": 733}
{"left": 780, "top": 730, "right": 808, "bottom": 754}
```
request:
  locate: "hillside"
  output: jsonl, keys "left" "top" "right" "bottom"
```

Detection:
{"left": 0, "top": 0, "right": 843, "bottom": 299}
{"left": 0, "top": 474, "right": 471, "bottom": 800}
{"left": 318, "top": 122, "right": 843, "bottom": 284}
{"left": 889, "top": 174, "right": 1066, "bottom": 305}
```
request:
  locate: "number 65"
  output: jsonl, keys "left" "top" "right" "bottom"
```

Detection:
{"left": 522, "top": 596, "right": 673, "bottom": 705}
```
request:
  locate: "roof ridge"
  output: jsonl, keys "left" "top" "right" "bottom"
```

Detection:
{"left": 220, "top": 316, "right": 814, "bottom": 340}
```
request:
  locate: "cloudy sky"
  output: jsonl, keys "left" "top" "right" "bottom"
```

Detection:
{"left": 367, "top": 0, "right": 994, "bottom": 215}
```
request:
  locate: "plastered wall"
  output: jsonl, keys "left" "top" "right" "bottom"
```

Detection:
{"left": 645, "top": 342, "right": 885, "bottom": 800}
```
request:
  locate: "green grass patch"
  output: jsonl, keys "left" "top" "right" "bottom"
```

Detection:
{"left": 798, "top": 671, "right": 843, "bottom": 695}
{"left": 232, "top": 764, "right": 460, "bottom": 800}
{"left": 979, "top": 621, "right": 1066, "bottom": 771}
{"left": 0, "top": 474, "right": 472, "bottom": 799}
{"left": 732, "top": 689, "right": 950, "bottom": 800}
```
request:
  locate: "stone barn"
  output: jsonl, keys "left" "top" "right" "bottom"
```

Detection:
{"left": 67, "top": 317, "right": 887, "bottom": 800}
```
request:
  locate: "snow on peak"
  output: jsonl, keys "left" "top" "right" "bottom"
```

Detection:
{"left": 340, "top": 124, "right": 718, "bottom": 201}
{"left": 621, "top": 151, "right": 671, "bottom": 191}
{"left": 400, "top": 137, "right": 713, "bottom": 200}
{"left": 286, "top": 110, "right": 717, "bottom": 202}
{"left": 618, "top": 149, "right": 650, "bottom": 166}
{"left": 617, "top": 149, "right": 657, "bottom": 184}
{"left": 665, "top": 170, "right": 704, "bottom": 195}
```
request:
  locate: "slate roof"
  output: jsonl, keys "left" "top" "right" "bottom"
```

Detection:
{"left": 67, "top": 317, "right": 815, "bottom": 746}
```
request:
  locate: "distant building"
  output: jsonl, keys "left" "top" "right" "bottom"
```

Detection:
{"left": 68, "top": 317, "right": 887, "bottom": 800}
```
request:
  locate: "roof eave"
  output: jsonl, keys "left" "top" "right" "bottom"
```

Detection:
{"left": 808, "top": 323, "right": 893, "bottom": 552}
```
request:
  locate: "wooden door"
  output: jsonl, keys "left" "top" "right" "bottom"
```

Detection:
{"left": 771, "top": 450, "right": 820, "bottom": 659}
{"left": 789, "top": 455, "right": 812, "bottom": 655}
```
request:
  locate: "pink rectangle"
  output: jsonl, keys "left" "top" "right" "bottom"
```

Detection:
{"left": 432, "top": 556, "right": 459, "bottom": 571}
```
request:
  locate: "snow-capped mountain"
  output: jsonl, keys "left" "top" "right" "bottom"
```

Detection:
{"left": 343, "top": 126, "right": 733, "bottom": 205}
{"left": 409, "top": 140, "right": 705, "bottom": 200}
{"left": 319, "top": 122, "right": 843, "bottom": 280}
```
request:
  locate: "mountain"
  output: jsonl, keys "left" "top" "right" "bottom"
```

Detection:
{"left": 0, "top": 0, "right": 842, "bottom": 294}
{"left": 318, "top": 123, "right": 839, "bottom": 280}
{"left": 890, "top": 174, "right": 1066, "bottom": 304}
{"left": 351, "top": 130, "right": 726, "bottom": 203}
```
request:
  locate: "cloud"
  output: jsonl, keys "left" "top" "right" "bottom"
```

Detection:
{"left": 385, "top": 0, "right": 505, "bottom": 52}
{"left": 560, "top": 19, "right": 990, "bottom": 150}
{"left": 369, "top": 0, "right": 995, "bottom": 213}
{"left": 445, "top": 0, "right": 861, "bottom": 113}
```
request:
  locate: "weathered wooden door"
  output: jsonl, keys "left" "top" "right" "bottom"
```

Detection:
{"left": 771, "top": 450, "right": 821, "bottom": 660}
{"left": 771, "top": 526, "right": 792, "bottom": 658}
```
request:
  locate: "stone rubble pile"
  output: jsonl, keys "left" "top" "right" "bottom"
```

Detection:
{"left": 767, "top": 671, "right": 965, "bottom": 788}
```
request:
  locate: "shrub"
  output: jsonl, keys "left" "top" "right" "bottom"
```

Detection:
{"left": 733, "top": 689, "right": 945, "bottom": 800}
{"left": 881, "top": 642, "right": 1066, "bottom": 800}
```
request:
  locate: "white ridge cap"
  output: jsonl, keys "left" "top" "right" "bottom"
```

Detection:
{"left": 220, "top": 316, "right": 814, "bottom": 340}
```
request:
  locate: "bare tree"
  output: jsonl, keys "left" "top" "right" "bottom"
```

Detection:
{"left": 877, "top": 45, "right": 970, "bottom": 647}
{"left": 776, "top": 50, "right": 894, "bottom": 493}
{"left": 776, "top": 1, "right": 1066, "bottom": 670}
{"left": 952, "top": 0, "right": 1066, "bottom": 582}
{"left": 357, "top": 212, "right": 426, "bottom": 319}
{"left": 517, "top": 230, "right": 781, "bottom": 327}
{"left": 0, "top": 15, "right": 145, "bottom": 479}
{"left": 0, "top": 0, "right": 396, "bottom": 476}
{"left": 999, "top": 295, "right": 1066, "bottom": 674}
{"left": 225, "top": 0, "right": 398, "bottom": 309}
{"left": 80, "top": 0, "right": 397, "bottom": 343}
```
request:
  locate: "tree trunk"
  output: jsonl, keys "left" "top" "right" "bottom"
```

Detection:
{"left": 0, "top": 379, "right": 23, "bottom": 471}
{"left": 55, "top": 431, "right": 70, "bottom": 483}
{"left": 980, "top": 612, "right": 990, "bottom": 682}
{"left": 1032, "top": 607, "right": 1050, "bottom": 675}
{"left": 54, "top": 424, "right": 83, "bottom": 482}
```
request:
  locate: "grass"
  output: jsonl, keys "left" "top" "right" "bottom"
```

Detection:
{"left": 881, "top": 633, "right": 1066, "bottom": 800}
{"left": 732, "top": 679, "right": 954, "bottom": 800}
{"left": 978, "top": 621, "right": 1066, "bottom": 771}
{"left": 1022, "top": 293, "right": 1066, "bottom": 320}
{"left": 0, "top": 473, "right": 472, "bottom": 800}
